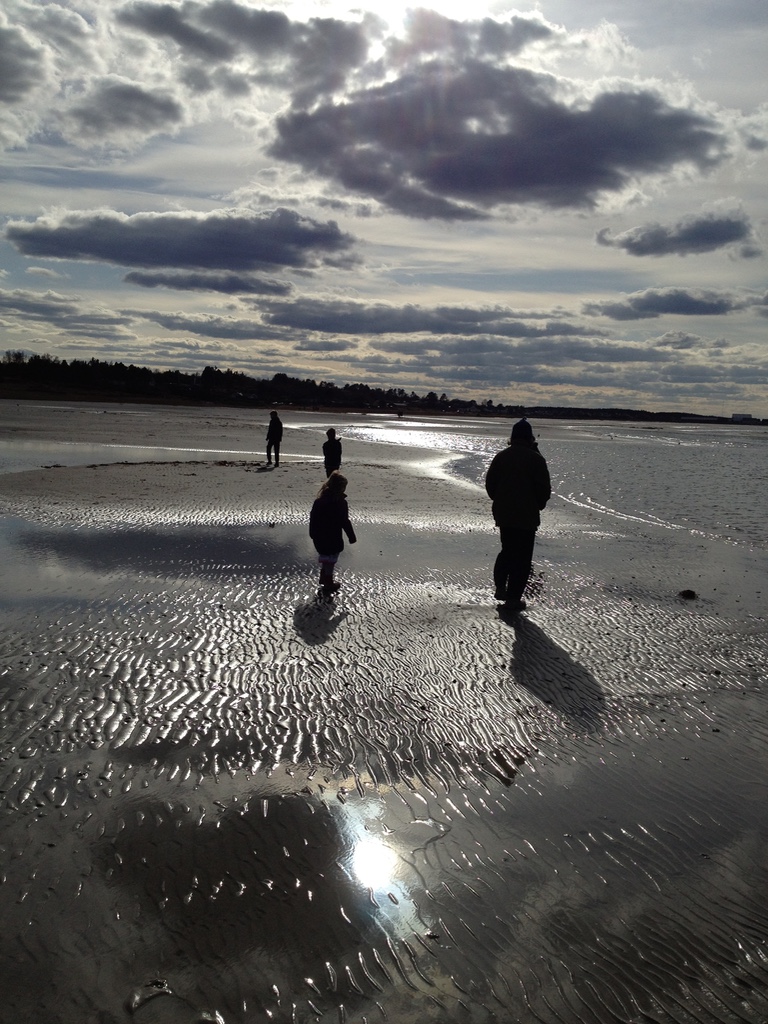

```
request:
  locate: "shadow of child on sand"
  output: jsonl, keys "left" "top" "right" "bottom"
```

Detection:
{"left": 293, "top": 596, "right": 350, "bottom": 645}
{"left": 509, "top": 616, "right": 605, "bottom": 732}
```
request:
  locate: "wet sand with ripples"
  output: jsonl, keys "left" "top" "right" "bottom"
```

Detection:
{"left": 1, "top": 400, "right": 767, "bottom": 1024}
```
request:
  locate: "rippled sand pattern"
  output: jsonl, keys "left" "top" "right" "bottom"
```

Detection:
{"left": 2, "top": 453, "right": 768, "bottom": 1023}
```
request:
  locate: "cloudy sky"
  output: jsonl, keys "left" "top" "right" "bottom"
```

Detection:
{"left": 2, "top": 0, "right": 767, "bottom": 414}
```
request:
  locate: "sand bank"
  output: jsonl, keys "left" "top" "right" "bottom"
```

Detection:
{"left": 1, "top": 402, "right": 767, "bottom": 1023}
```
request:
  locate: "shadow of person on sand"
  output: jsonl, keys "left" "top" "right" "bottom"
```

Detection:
{"left": 293, "top": 595, "right": 349, "bottom": 645}
{"left": 509, "top": 616, "right": 605, "bottom": 732}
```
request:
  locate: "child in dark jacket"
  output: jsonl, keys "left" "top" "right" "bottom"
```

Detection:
{"left": 309, "top": 471, "right": 357, "bottom": 593}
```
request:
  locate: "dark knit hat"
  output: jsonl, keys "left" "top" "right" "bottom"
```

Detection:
{"left": 511, "top": 418, "right": 534, "bottom": 441}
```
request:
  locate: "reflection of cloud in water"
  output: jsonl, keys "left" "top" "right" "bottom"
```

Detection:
{"left": 16, "top": 523, "right": 306, "bottom": 580}
{"left": 94, "top": 791, "right": 398, "bottom": 1005}
{"left": 89, "top": 783, "right": 450, "bottom": 1020}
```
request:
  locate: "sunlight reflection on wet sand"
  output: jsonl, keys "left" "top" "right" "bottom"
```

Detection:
{"left": 1, "top": 403, "right": 767, "bottom": 1022}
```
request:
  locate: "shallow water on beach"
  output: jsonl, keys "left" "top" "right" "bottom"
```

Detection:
{"left": 1, "top": 402, "right": 768, "bottom": 1024}
{"left": 343, "top": 416, "right": 768, "bottom": 549}
{"left": 2, "top": 402, "right": 765, "bottom": 547}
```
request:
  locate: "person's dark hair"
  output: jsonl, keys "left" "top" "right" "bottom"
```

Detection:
{"left": 511, "top": 418, "right": 534, "bottom": 441}
{"left": 317, "top": 470, "right": 347, "bottom": 499}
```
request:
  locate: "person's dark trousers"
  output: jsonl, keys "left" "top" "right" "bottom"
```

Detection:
{"left": 494, "top": 527, "right": 536, "bottom": 602}
{"left": 267, "top": 441, "right": 280, "bottom": 465}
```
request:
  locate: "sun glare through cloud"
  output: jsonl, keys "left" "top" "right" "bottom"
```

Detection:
{"left": 0, "top": 0, "right": 766, "bottom": 415}
{"left": 284, "top": 0, "right": 497, "bottom": 32}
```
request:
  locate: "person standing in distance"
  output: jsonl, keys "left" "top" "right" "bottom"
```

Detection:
{"left": 485, "top": 418, "right": 551, "bottom": 614}
{"left": 322, "top": 428, "right": 342, "bottom": 477}
{"left": 266, "top": 410, "right": 283, "bottom": 467}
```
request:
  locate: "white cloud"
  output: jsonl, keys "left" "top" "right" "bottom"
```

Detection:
{"left": 0, "top": 0, "right": 766, "bottom": 414}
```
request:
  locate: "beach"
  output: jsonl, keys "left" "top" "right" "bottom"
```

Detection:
{"left": 1, "top": 400, "right": 767, "bottom": 1024}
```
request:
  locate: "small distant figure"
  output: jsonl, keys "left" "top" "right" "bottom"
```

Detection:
{"left": 266, "top": 410, "right": 283, "bottom": 467}
{"left": 322, "top": 427, "right": 342, "bottom": 477}
{"left": 485, "top": 418, "right": 551, "bottom": 615}
{"left": 309, "top": 471, "right": 357, "bottom": 595}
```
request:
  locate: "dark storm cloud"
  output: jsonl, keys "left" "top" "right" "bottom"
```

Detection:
{"left": 294, "top": 338, "right": 354, "bottom": 352}
{"left": 6, "top": 208, "right": 358, "bottom": 273}
{"left": 387, "top": 9, "right": 555, "bottom": 62}
{"left": 124, "top": 270, "right": 292, "bottom": 295}
{"left": 0, "top": 289, "right": 77, "bottom": 321}
{"left": 117, "top": 1, "right": 236, "bottom": 59}
{"left": 0, "top": 288, "right": 136, "bottom": 340}
{"left": 583, "top": 288, "right": 747, "bottom": 320}
{"left": 202, "top": 0, "right": 373, "bottom": 102}
{"left": 70, "top": 81, "right": 184, "bottom": 136}
{"left": 657, "top": 361, "right": 767, "bottom": 385}
{"left": 653, "top": 331, "right": 706, "bottom": 350}
{"left": 258, "top": 297, "right": 601, "bottom": 337}
{"left": 195, "top": 1, "right": 295, "bottom": 52}
{"left": 0, "top": 24, "right": 44, "bottom": 102}
{"left": 129, "top": 309, "right": 286, "bottom": 340}
{"left": 472, "top": 13, "right": 555, "bottom": 55}
{"left": 596, "top": 211, "right": 761, "bottom": 257}
{"left": 337, "top": 333, "right": 688, "bottom": 390}
{"left": 126, "top": 297, "right": 600, "bottom": 345}
{"left": 742, "top": 130, "right": 768, "bottom": 152}
{"left": 271, "top": 65, "right": 729, "bottom": 219}
{"left": 22, "top": 3, "right": 97, "bottom": 68}
{"left": 117, "top": 0, "right": 373, "bottom": 100}
{"left": 652, "top": 331, "right": 730, "bottom": 353}
{"left": 368, "top": 335, "right": 670, "bottom": 366}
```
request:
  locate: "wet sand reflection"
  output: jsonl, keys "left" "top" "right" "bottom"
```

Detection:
{"left": 2, "top": 445, "right": 768, "bottom": 1021}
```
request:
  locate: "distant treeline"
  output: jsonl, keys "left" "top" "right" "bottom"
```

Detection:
{"left": 0, "top": 349, "right": 754, "bottom": 424}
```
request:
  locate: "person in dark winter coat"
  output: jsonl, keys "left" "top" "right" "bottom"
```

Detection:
{"left": 266, "top": 410, "right": 283, "bottom": 466}
{"left": 484, "top": 418, "right": 551, "bottom": 614}
{"left": 322, "top": 428, "right": 342, "bottom": 477}
{"left": 309, "top": 471, "right": 357, "bottom": 593}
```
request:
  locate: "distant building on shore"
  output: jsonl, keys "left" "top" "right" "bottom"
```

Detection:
{"left": 732, "top": 413, "right": 756, "bottom": 423}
